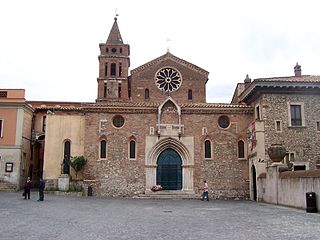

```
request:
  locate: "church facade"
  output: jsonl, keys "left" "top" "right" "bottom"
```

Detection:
{"left": 1, "top": 17, "right": 319, "bottom": 200}
{"left": 40, "top": 17, "right": 252, "bottom": 198}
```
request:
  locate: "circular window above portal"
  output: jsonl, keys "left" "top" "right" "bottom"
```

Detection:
{"left": 218, "top": 115, "right": 230, "bottom": 129}
{"left": 154, "top": 67, "right": 182, "bottom": 92}
{"left": 111, "top": 48, "right": 117, "bottom": 53}
{"left": 112, "top": 115, "right": 125, "bottom": 128}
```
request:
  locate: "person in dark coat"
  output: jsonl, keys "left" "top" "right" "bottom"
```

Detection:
{"left": 24, "top": 177, "right": 31, "bottom": 200}
{"left": 38, "top": 178, "right": 45, "bottom": 201}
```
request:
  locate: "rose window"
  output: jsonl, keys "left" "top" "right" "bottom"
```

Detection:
{"left": 155, "top": 67, "right": 182, "bottom": 92}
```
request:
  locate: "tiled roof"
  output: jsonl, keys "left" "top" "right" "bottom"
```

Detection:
{"left": 29, "top": 100, "right": 252, "bottom": 114}
{"left": 255, "top": 75, "right": 320, "bottom": 83}
{"left": 84, "top": 101, "right": 250, "bottom": 109}
{"left": 239, "top": 75, "right": 320, "bottom": 102}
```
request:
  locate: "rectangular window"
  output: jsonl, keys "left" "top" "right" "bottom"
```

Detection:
{"left": 293, "top": 165, "right": 306, "bottom": 171}
{"left": 0, "top": 119, "right": 3, "bottom": 137}
{"left": 275, "top": 120, "right": 282, "bottom": 132}
{"left": 188, "top": 89, "right": 192, "bottom": 100}
{"left": 118, "top": 83, "right": 122, "bottom": 98}
{"left": 119, "top": 63, "right": 122, "bottom": 77}
{"left": 316, "top": 121, "right": 320, "bottom": 132}
{"left": 5, "top": 162, "right": 13, "bottom": 172}
{"left": 290, "top": 105, "right": 302, "bottom": 126}
{"left": 255, "top": 105, "right": 261, "bottom": 120}
{"left": 103, "top": 82, "right": 107, "bottom": 97}
{"left": 104, "top": 63, "right": 108, "bottom": 77}
{"left": 42, "top": 116, "right": 46, "bottom": 132}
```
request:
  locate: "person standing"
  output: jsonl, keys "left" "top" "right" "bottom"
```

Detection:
{"left": 24, "top": 177, "right": 31, "bottom": 200}
{"left": 201, "top": 180, "right": 209, "bottom": 201}
{"left": 38, "top": 178, "right": 45, "bottom": 201}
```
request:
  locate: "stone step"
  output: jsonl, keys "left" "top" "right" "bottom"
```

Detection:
{"left": 0, "top": 181, "right": 18, "bottom": 191}
{"left": 135, "top": 191, "right": 201, "bottom": 200}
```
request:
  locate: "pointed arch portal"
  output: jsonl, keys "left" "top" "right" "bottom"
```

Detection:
{"left": 156, "top": 148, "right": 182, "bottom": 190}
{"left": 146, "top": 137, "right": 194, "bottom": 192}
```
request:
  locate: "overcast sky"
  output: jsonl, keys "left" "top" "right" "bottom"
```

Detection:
{"left": 1, "top": 0, "right": 319, "bottom": 103}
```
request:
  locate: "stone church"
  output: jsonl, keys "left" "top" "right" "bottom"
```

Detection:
{"left": 1, "top": 17, "right": 319, "bottom": 200}
{"left": 41, "top": 17, "right": 252, "bottom": 198}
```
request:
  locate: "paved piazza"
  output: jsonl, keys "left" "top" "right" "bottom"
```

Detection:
{"left": 0, "top": 192, "right": 319, "bottom": 240}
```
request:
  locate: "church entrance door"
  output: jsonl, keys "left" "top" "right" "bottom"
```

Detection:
{"left": 156, "top": 148, "right": 182, "bottom": 190}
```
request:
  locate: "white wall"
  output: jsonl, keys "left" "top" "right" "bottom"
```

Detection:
{"left": 258, "top": 166, "right": 320, "bottom": 210}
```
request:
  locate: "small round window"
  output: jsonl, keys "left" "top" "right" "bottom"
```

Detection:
{"left": 112, "top": 115, "right": 124, "bottom": 128}
{"left": 111, "top": 48, "right": 117, "bottom": 53}
{"left": 218, "top": 115, "right": 230, "bottom": 129}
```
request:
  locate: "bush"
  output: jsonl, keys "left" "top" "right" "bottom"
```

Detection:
{"left": 69, "top": 155, "right": 87, "bottom": 179}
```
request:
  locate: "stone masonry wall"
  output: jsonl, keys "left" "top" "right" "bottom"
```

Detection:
{"left": 130, "top": 58, "right": 207, "bottom": 104}
{"left": 84, "top": 107, "right": 252, "bottom": 198}
{"left": 262, "top": 94, "right": 320, "bottom": 169}
{"left": 183, "top": 111, "right": 252, "bottom": 198}
{"left": 84, "top": 112, "right": 154, "bottom": 197}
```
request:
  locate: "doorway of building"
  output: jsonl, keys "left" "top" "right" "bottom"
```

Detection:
{"left": 251, "top": 165, "right": 257, "bottom": 201}
{"left": 156, "top": 148, "right": 182, "bottom": 190}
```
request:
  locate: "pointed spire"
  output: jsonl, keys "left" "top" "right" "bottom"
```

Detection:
{"left": 106, "top": 17, "right": 123, "bottom": 44}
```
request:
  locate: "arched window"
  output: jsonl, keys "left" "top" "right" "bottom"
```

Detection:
{"left": 63, "top": 140, "right": 71, "bottom": 174}
{"left": 111, "top": 63, "right": 116, "bottom": 76}
{"left": 145, "top": 88, "right": 149, "bottom": 100}
{"left": 204, "top": 140, "right": 211, "bottom": 159}
{"left": 188, "top": 89, "right": 192, "bottom": 100}
{"left": 129, "top": 140, "right": 136, "bottom": 160}
{"left": 238, "top": 140, "right": 245, "bottom": 158}
{"left": 100, "top": 140, "right": 107, "bottom": 159}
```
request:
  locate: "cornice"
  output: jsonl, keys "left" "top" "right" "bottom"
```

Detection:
{"left": 239, "top": 78, "right": 320, "bottom": 103}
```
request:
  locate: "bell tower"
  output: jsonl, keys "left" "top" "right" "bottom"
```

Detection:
{"left": 96, "top": 17, "right": 130, "bottom": 102}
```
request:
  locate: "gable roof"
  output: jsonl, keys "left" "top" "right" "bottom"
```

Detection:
{"left": 131, "top": 52, "right": 209, "bottom": 77}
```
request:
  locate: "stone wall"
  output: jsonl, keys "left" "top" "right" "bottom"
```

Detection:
{"left": 262, "top": 94, "right": 320, "bottom": 169}
{"left": 84, "top": 112, "right": 152, "bottom": 197}
{"left": 130, "top": 57, "right": 208, "bottom": 104}
{"left": 258, "top": 166, "right": 320, "bottom": 209}
{"left": 84, "top": 107, "right": 252, "bottom": 198}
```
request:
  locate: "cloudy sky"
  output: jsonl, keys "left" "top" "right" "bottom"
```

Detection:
{"left": 1, "top": 0, "right": 319, "bottom": 103}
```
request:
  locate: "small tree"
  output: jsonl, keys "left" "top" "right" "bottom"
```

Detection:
{"left": 69, "top": 155, "right": 87, "bottom": 179}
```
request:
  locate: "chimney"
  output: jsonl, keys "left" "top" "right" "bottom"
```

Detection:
{"left": 244, "top": 74, "right": 251, "bottom": 88}
{"left": 294, "top": 63, "right": 301, "bottom": 77}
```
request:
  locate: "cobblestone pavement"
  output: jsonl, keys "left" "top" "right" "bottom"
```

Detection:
{"left": 0, "top": 191, "right": 319, "bottom": 240}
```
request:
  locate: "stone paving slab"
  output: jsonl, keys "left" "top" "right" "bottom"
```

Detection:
{"left": 0, "top": 191, "right": 319, "bottom": 240}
